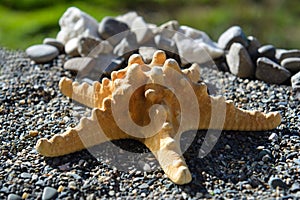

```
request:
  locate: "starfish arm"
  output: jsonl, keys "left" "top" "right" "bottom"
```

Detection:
{"left": 221, "top": 99, "right": 282, "bottom": 131}
{"left": 196, "top": 91, "right": 282, "bottom": 131}
{"left": 143, "top": 124, "right": 192, "bottom": 185}
{"left": 36, "top": 107, "right": 128, "bottom": 157}
{"left": 59, "top": 77, "right": 112, "bottom": 108}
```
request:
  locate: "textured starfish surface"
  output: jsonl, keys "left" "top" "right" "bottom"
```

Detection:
{"left": 36, "top": 50, "right": 281, "bottom": 184}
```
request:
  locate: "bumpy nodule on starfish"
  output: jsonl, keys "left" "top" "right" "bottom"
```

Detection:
{"left": 36, "top": 50, "right": 281, "bottom": 185}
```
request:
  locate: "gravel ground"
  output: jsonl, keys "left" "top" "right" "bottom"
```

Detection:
{"left": 0, "top": 48, "right": 299, "bottom": 199}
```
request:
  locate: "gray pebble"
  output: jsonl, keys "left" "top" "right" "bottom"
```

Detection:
{"left": 113, "top": 31, "right": 138, "bottom": 57}
{"left": 255, "top": 57, "right": 291, "bottom": 84}
{"left": 281, "top": 57, "right": 300, "bottom": 72}
{"left": 154, "top": 34, "right": 178, "bottom": 54}
{"left": 247, "top": 36, "right": 261, "bottom": 59}
{"left": 98, "top": 17, "right": 129, "bottom": 45}
{"left": 7, "top": 194, "right": 22, "bottom": 200}
{"left": 218, "top": 26, "right": 248, "bottom": 50}
{"left": 268, "top": 132, "right": 278, "bottom": 141}
{"left": 286, "top": 152, "right": 298, "bottom": 160}
{"left": 20, "top": 172, "right": 32, "bottom": 179}
{"left": 42, "top": 187, "right": 58, "bottom": 200}
{"left": 294, "top": 159, "right": 300, "bottom": 165}
{"left": 158, "top": 20, "right": 180, "bottom": 38}
{"left": 226, "top": 42, "right": 255, "bottom": 78}
{"left": 35, "top": 179, "right": 45, "bottom": 186}
{"left": 291, "top": 71, "right": 300, "bottom": 91}
{"left": 268, "top": 176, "right": 288, "bottom": 189}
{"left": 26, "top": 44, "right": 59, "bottom": 63}
{"left": 138, "top": 183, "right": 149, "bottom": 189}
{"left": 43, "top": 38, "right": 64, "bottom": 53}
{"left": 276, "top": 49, "right": 300, "bottom": 62}
{"left": 258, "top": 44, "right": 276, "bottom": 59}
{"left": 131, "top": 16, "right": 154, "bottom": 44}
{"left": 64, "top": 57, "right": 96, "bottom": 76}
{"left": 77, "top": 36, "right": 102, "bottom": 57}
{"left": 290, "top": 182, "right": 300, "bottom": 193}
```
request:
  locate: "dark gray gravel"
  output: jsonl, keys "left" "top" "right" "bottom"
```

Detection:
{"left": 0, "top": 47, "right": 299, "bottom": 199}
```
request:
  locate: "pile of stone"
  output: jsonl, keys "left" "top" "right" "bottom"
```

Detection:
{"left": 26, "top": 7, "right": 300, "bottom": 94}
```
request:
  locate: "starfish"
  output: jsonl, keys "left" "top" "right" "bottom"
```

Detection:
{"left": 36, "top": 50, "right": 281, "bottom": 185}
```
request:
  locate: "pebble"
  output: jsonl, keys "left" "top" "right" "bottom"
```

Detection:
{"left": 56, "top": 7, "right": 99, "bottom": 44}
{"left": 173, "top": 32, "right": 222, "bottom": 64}
{"left": 131, "top": 16, "right": 154, "bottom": 44}
{"left": 63, "top": 57, "right": 96, "bottom": 76}
{"left": 113, "top": 31, "right": 138, "bottom": 57}
{"left": 28, "top": 130, "right": 39, "bottom": 137}
{"left": 77, "top": 36, "right": 102, "bottom": 57}
{"left": 281, "top": 57, "right": 300, "bottom": 72}
{"left": 43, "top": 37, "right": 64, "bottom": 53}
{"left": 276, "top": 49, "right": 300, "bottom": 62}
{"left": 176, "top": 25, "right": 223, "bottom": 59}
{"left": 291, "top": 71, "right": 300, "bottom": 91}
{"left": 20, "top": 172, "right": 32, "bottom": 179}
{"left": 155, "top": 34, "right": 178, "bottom": 55}
{"left": 246, "top": 35, "right": 261, "bottom": 59}
{"left": 7, "top": 194, "right": 22, "bottom": 200}
{"left": 255, "top": 57, "right": 291, "bottom": 84}
{"left": 139, "top": 46, "right": 158, "bottom": 63}
{"left": 26, "top": 44, "right": 59, "bottom": 63}
{"left": 98, "top": 17, "right": 129, "bottom": 45}
{"left": 268, "top": 132, "right": 278, "bottom": 141}
{"left": 64, "top": 37, "right": 80, "bottom": 57}
{"left": 217, "top": 26, "right": 249, "bottom": 50}
{"left": 268, "top": 176, "right": 288, "bottom": 189}
{"left": 290, "top": 182, "right": 300, "bottom": 193}
{"left": 258, "top": 44, "right": 276, "bottom": 59}
{"left": 138, "top": 183, "right": 149, "bottom": 189}
{"left": 42, "top": 187, "right": 58, "bottom": 200}
{"left": 158, "top": 20, "right": 180, "bottom": 38}
{"left": 226, "top": 42, "right": 255, "bottom": 78}
{"left": 116, "top": 11, "right": 138, "bottom": 28}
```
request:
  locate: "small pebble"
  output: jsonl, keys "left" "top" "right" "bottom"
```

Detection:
{"left": 268, "top": 176, "right": 288, "bottom": 189}
{"left": 26, "top": 44, "right": 59, "bottom": 63}
{"left": 28, "top": 130, "right": 39, "bottom": 137}
{"left": 7, "top": 194, "right": 22, "bottom": 200}
{"left": 42, "top": 187, "right": 58, "bottom": 200}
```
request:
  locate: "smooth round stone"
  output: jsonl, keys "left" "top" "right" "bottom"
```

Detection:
{"left": 276, "top": 49, "right": 300, "bottom": 62}
{"left": 255, "top": 57, "right": 291, "bottom": 84}
{"left": 281, "top": 57, "right": 300, "bottom": 72}
{"left": 20, "top": 172, "right": 32, "bottom": 179}
{"left": 26, "top": 44, "right": 59, "bottom": 63}
{"left": 258, "top": 44, "right": 276, "bottom": 59}
{"left": 42, "top": 187, "right": 58, "bottom": 200}
{"left": 217, "top": 26, "right": 249, "bottom": 50}
{"left": 43, "top": 38, "right": 64, "bottom": 53}
{"left": 268, "top": 176, "right": 288, "bottom": 189}
{"left": 7, "top": 194, "right": 22, "bottom": 200}
{"left": 138, "top": 183, "right": 149, "bottom": 189}
{"left": 247, "top": 36, "right": 261, "bottom": 59}
{"left": 64, "top": 57, "right": 96, "bottom": 76}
